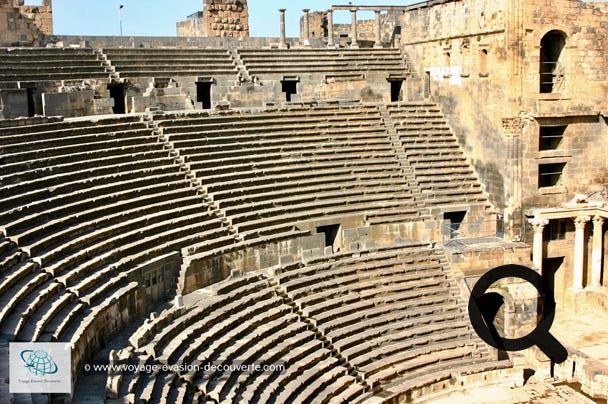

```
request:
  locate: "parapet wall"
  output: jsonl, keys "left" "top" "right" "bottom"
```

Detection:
{"left": 47, "top": 35, "right": 297, "bottom": 49}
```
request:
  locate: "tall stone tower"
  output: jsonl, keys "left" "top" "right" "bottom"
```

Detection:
{"left": 177, "top": 0, "right": 249, "bottom": 38}
{"left": 203, "top": 0, "right": 249, "bottom": 37}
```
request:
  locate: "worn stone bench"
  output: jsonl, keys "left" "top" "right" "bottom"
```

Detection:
{"left": 329, "top": 298, "right": 460, "bottom": 350}
{"left": 0, "top": 171, "right": 186, "bottom": 228}
{"left": 19, "top": 189, "right": 201, "bottom": 255}
{"left": 314, "top": 286, "right": 456, "bottom": 336}
{"left": 342, "top": 319, "right": 471, "bottom": 364}
{"left": 0, "top": 269, "right": 50, "bottom": 329}
{"left": 151, "top": 286, "right": 275, "bottom": 362}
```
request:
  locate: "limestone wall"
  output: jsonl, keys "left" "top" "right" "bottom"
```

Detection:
{"left": 50, "top": 35, "right": 297, "bottom": 49}
{"left": 401, "top": 0, "right": 608, "bottom": 240}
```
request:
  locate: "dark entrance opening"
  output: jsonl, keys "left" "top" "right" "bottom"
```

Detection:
{"left": 444, "top": 211, "right": 467, "bottom": 239}
{"left": 281, "top": 80, "right": 298, "bottom": 102}
{"left": 26, "top": 87, "right": 36, "bottom": 117}
{"left": 541, "top": 256, "right": 564, "bottom": 318}
{"left": 108, "top": 83, "right": 126, "bottom": 114}
{"left": 423, "top": 71, "right": 431, "bottom": 99}
{"left": 390, "top": 80, "right": 403, "bottom": 102}
{"left": 542, "top": 256, "right": 564, "bottom": 297}
{"left": 539, "top": 30, "right": 566, "bottom": 93}
{"left": 196, "top": 81, "right": 212, "bottom": 109}
{"left": 317, "top": 224, "right": 340, "bottom": 249}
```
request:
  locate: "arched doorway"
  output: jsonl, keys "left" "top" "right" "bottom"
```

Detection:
{"left": 539, "top": 30, "right": 566, "bottom": 93}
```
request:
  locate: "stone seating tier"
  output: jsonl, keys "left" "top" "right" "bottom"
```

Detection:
{"left": 108, "top": 244, "right": 502, "bottom": 403}
{"left": 0, "top": 102, "right": 500, "bottom": 402}
{"left": 237, "top": 48, "right": 408, "bottom": 77}
{"left": 0, "top": 115, "right": 240, "bottom": 386}
{"left": 155, "top": 104, "right": 422, "bottom": 232}
{"left": 0, "top": 47, "right": 110, "bottom": 82}
{"left": 102, "top": 48, "right": 238, "bottom": 78}
{"left": 387, "top": 103, "right": 489, "bottom": 207}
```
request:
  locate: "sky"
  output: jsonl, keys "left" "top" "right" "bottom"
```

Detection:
{"left": 43, "top": 1, "right": 418, "bottom": 38}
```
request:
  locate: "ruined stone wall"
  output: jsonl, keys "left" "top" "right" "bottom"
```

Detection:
{"left": 18, "top": 0, "right": 52, "bottom": 35}
{"left": 176, "top": 12, "right": 206, "bottom": 37}
{"left": 333, "top": 17, "right": 395, "bottom": 43}
{"left": 0, "top": 0, "right": 49, "bottom": 46}
{"left": 401, "top": 0, "right": 608, "bottom": 240}
{"left": 302, "top": 11, "right": 398, "bottom": 47}
{"left": 304, "top": 11, "right": 328, "bottom": 40}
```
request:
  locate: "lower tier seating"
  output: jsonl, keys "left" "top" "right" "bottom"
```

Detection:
{"left": 108, "top": 244, "right": 507, "bottom": 403}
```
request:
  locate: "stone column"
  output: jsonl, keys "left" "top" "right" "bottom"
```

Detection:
{"left": 279, "top": 9, "right": 287, "bottom": 49}
{"left": 528, "top": 218, "right": 549, "bottom": 271}
{"left": 591, "top": 215, "right": 604, "bottom": 287}
{"left": 302, "top": 9, "right": 311, "bottom": 47}
{"left": 573, "top": 215, "right": 591, "bottom": 289}
{"left": 327, "top": 10, "right": 334, "bottom": 48}
{"left": 350, "top": 8, "right": 359, "bottom": 48}
{"left": 374, "top": 10, "right": 383, "bottom": 48}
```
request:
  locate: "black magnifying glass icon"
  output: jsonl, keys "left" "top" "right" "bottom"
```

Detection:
{"left": 468, "top": 264, "right": 568, "bottom": 364}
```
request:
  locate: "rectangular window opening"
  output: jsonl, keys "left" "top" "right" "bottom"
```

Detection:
{"left": 538, "top": 162, "right": 566, "bottom": 188}
{"left": 539, "top": 125, "right": 566, "bottom": 151}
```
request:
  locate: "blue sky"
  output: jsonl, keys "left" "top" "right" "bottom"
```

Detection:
{"left": 46, "top": 1, "right": 417, "bottom": 38}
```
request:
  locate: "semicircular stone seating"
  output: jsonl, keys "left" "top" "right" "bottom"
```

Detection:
{"left": 0, "top": 115, "right": 236, "bottom": 381}
{"left": 107, "top": 244, "right": 507, "bottom": 403}
{"left": 0, "top": 101, "right": 505, "bottom": 403}
{"left": 153, "top": 103, "right": 425, "bottom": 241}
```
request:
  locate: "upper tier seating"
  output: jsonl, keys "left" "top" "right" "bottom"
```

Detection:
{"left": 0, "top": 47, "right": 111, "bottom": 82}
{"left": 108, "top": 244, "right": 505, "bottom": 403}
{"left": 237, "top": 48, "right": 408, "bottom": 78}
{"left": 0, "top": 115, "right": 234, "bottom": 346}
{"left": 102, "top": 48, "right": 238, "bottom": 79}
{"left": 387, "top": 102, "right": 489, "bottom": 208}
{"left": 154, "top": 104, "right": 423, "bottom": 239}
